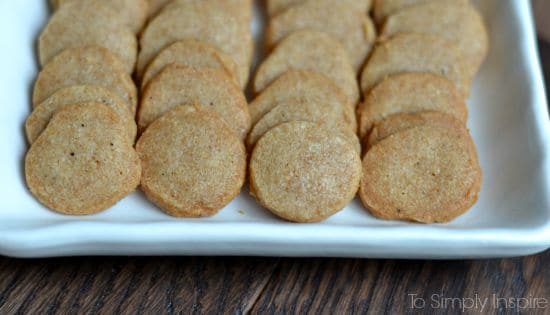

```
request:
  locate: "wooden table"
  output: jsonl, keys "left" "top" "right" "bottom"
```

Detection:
{"left": 1, "top": 36, "right": 549, "bottom": 315}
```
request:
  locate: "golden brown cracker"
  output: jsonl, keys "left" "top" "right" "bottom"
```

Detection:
{"left": 26, "top": 85, "right": 137, "bottom": 144}
{"left": 254, "top": 30, "right": 359, "bottom": 105}
{"left": 360, "top": 33, "right": 472, "bottom": 96}
{"left": 138, "top": 65, "right": 250, "bottom": 139}
{"left": 39, "top": 2, "right": 137, "bottom": 73}
{"left": 33, "top": 46, "right": 138, "bottom": 112}
{"left": 48, "top": 0, "right": 148, "bottom": 33}
{"left": 246, "top": 98, "right": 356, "bottom": 152}
{"left": 140, "top": 39, "right": 242, "bottom": 89}
{"left": 359, "top": 124, "right": 481, "bottom": 223}
{"left": 357, "top": 72, "right": 468, "bottom": 138}
{"left": 267, "top": 0, "right": 376, "bottom": 71}
{"left": 381, "top": 1, "right": 488, "bottom": 76}
{"left": 366, "top": 111, "right": 465, "bottom": 149}
{"left": 137, "top": 1, "right": 252, "bottom": 84}
{"left": 136, "top": 105, "right": 246, "bottom": 217}
{"left": 25, "top": 103, "right": 141, "bottom": 215}
{"left": 249, "top": 121, "right": 362, "bottom": 223}
{"left": 249, "top": 70, "right": 356, "bottom": 132}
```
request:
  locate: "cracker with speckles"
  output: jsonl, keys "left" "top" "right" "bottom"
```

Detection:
{"left": 360, "top": 33, "right": 472, "bottom": 96}
{"left": 136, "top": 105, "right": 246, "bottom": 217}
{"left": 48, "top": 0, "right": 148, "bottom": 33}
{"left": 246, "top": 99, "right": 359, "bottom": 154}
{"left": 26, "top": 85, "right": 136, "bottom": 144}
{"left": 140, "top": 39, "right": 242, "bottom": 89}
{"left": 254, "top": 30, "right": 359, "bottom": 104}
{"left": 267, "top": 0, "right": 372, "bottom": 17}
{"left": 249, "top": 121, "right": 362, "bottom": 223}
{"left": 138, "top": 65, "right": 250, "bottom": 139}
{"left": 366, "top": 111, "right": 465, "bottom": 149}
{"left": 33, "top": 46, "right": 137, "bottom": 111}
{"left": 357, "top": 72, "right": 467, "bottom": 138}
{"left": 267, "top": 0, "right": 376, "bottom": 71}
{"left": 359, "top": 124, "right": 481, "bottom": 223}
{"left": 25, "top": 103, "right": 141, "bottom": 215}
{"left": 250, "top": 70, "right": 356, "bottom": 132}
{"left": 39, "top": 2, "right": 137, "bottom": 73}
{"left": 381, "top": 1, "right": 488, "bottom": 77}
{"left": 137, "top": 1, "right": 252, "bottom": 83}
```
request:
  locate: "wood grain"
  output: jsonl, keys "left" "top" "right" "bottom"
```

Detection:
{"left": 0, "top": 252, "right": 548, "bottom": 314}
{"left": 0, "top": 257, "right": 278, "bottom": 314}
{"left": 250, "top": 251, "right": 550, "bottom": 314}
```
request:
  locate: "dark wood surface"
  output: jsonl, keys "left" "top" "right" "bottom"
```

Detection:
{"left": 0, "top": 252, "right": 548, "bottom": 314}
{"left": 1, "top": 39, "right": 549, "bottom": 315}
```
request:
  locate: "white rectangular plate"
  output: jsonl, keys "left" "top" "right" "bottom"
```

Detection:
{"left": 0, "top": 0, "right": 549, "bottom": 259}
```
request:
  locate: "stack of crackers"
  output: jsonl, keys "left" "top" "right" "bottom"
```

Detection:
{"left": 135, "top": 0, "right": 252, "bottom": 217}
{"left": 25, "top": 0, "right": 148, "bottom": 215}
{"left": 248, "top": 0, "right": 487, "bottom": 224}
{"left": 247, "top": 0, "right": 375, "bottom": 222}
{"left": 25, "top": 0, "right": 252, "bottom": 217}
{"left": 25, "top": 0, "right": 487, "bottom": 224}
{"left": 357, "top": 0, "right": 488, "bottom": 223}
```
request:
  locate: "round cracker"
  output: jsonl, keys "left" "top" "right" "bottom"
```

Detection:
{"left": 136, "top": 105, "right": 246, "bottom": 217}
{"left": 140, "top": 39, "right": 242, "bottom": 89}
{"left": 250, "top": 70, "right": 356, "bottom": 132}
{"left": 357, "top": 72, "right": 468, "bottom": 138}
{"left": 366, "top": 111, "right": 465, "bottom": 149}
{"left": 249, "top": 121, "right": 362, "bottom": 223}
{"left": 48, "top": 0, "right": 148, "bottom": 33}
{"left": 372, "top": 0, "right": 468, "bottom": 24}
{"left": 246, "top": 99, "right": 356, "bottom": 152}
{"left": 267, "top": 0, "right": 372, "bottom": 16}
{"left": 26, "top": 85, "right": 137, "bottom": 144}
{"left": 360, "top": 33, "right": 472, "bottom": 96}
{"left": 39, "top": 2, "right": 137, "bottom": 73}
{"left": 267, "top": 0, "right": 376, "bottom": 71}
{"left": 359, "top": 124, "right": 481, "bottom": 223}
{"left": 137, "top": 1, "right": 252, "bottom": 84}
{"left": 254, "top": 30, "right": 359, "bottom": 105}
{"left": 138, "top": 65, "right": 250, "bottom": 139}
{"left": 381, "top": 1, "right": 488, "bottom": 76}
{"left": 25, "top": 103, "right": 141, "bottom": 215}
{"left": 33, "top": 46, "right": 138, "bottom": 111}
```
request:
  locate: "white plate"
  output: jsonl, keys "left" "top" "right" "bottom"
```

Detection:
{"left": 0, "top": 0, "right": 549, "bottom": 259}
